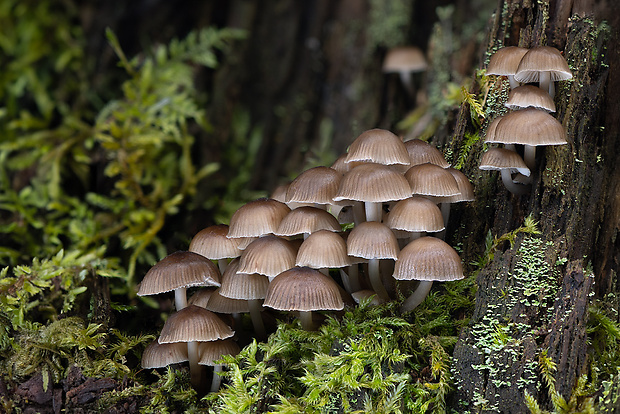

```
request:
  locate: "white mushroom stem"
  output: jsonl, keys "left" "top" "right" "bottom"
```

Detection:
{"left": 437, "top": 203, "right": 451, "bottom": 240}
{"left": 507, "top": 75, "right": 520, "bottom": 89}
{"left": 365, "top": 201, "right": 383, "bottom": 222}
{"left": 401, "top": 281, "right": 433, "bottom": 312}
{"left": 299, "top": 310, "right": 315, "bottom": 331}
{"left": 187, "top": 341, "right": 204, "bottom": 392}
{"left": 342, "top": 266, "right": 361, "bottom": 293}
{"left": 500, "top": 169, "right": 530, "bottom": 195}
{"left": 523, "top": 145, "right": 537, "bottom": 170}
{"left": 368, "top": 259, "right": 390, "bottom": 301}
{"left": 217, "top": 259, "right": 228, "bottom": 274}
{"left": 329, "top": 203, "right": 345, "bottom": 219}
{"left": 248, "top": 299, "right": 266, "bottom": 341}
{"left": 210, "top": 365, "right": 223, "bottom": 393}
{"left": 175, "top": 287, "right": 188, "bottom": 311}
{"left": 398, "top": 71, "right": 416, "bottom": 98}
{"left": 539, "top": 71, "right": 553, "bottom": 98}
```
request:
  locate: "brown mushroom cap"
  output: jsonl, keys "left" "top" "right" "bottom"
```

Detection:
{"left": 296, "top": 229, "right": 351, "bottom": 269}
{"left": 393, "top": 236, "right": 464, "bottom": 281}
{"left": 206, "top": 288, "right": 251, "bottom": 313}
{"left": 275, "top": 206, "right": 341, "bottom": 237}
{"left": 219, "top": 258, "right": 269, "bottom": 300}
{"left": 385, "top": 196, "right": 445, "bottom": 233}
{"left": 187, "top": 288, "right": 216, "bottom": 308}
{"left": 434, "top": 168, "right": 475, "bottom": 203}
{"left": 344, "top": 129, "right": 410, "bottom": 166}
{"left": 404, "top": 139, "right": 450, "bottom": 168}
{"left": 227, "top": 198, "right": 291, "bottom": 239}
{"left": 505, "top": 85, "right": 556, "bottom": 112}
{"left": 263, "top": 266, "right": 344, "bottom": 312}
{"left": 486, "top": 46, "right": 529, "bottom": 76}
{"left": 514, "top": 46, "right": 572, "bottom": 83}
{"left": 405, "top": 163, "right": 460, "bottom": 198}
{"left": 285, "top": 166, "right": 342, "bottom": 205}
{"left": 382, "top": 46, "right": 428, "bottom": 73}
{"left": 158, "top": 305, "right": 234, "bottom": 343}
{"left": 333, "top": 163, "right": 412, "bottom": 203}
{"left": 141, "top": 340, "right": 189, "bottom": 369}
{"left": 237, "top": 235, "right": 297, "bottom": 278}
{"left": 198, "top": 339, "right": 241, "bottom": 366}
{"left": 189, "top": 224, "right": 242, "bottom": 260}
{"left": 485, "top": 108, "right": 567, "bottom": 146}
{"left": 479, "top": 148, "right": 530, "bottom": 176}
{"left": 137, "top": 251, "right": 221, "bottom": 296}
{"left": 347, "top": 221, "right": 400, "bottom": 260}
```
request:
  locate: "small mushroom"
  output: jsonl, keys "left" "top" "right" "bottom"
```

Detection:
{"left": 514, "top": 46, "right": 572, "bottom": 98}
{"left": 486, "top": 46, "right": 529, "bottom": 89}
{"left": 479, "top": 148, "right": 531, "bottom": 195}
{"left": 382, "top": 46, "right": 428, "bottom": 98}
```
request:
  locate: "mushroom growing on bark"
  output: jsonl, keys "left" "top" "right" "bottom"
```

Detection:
{"left": 514, "top": 45, "right": 572, "bottom": 98}
{"left": 486, "top": 46, "right": 529, "bottom": 89}
{"left": 479, "top": 147, "right": 531, "bottom": 195}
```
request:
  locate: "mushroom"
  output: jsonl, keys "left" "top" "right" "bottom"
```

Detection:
{"left": 385, "top": 196, "right": 445, "bottom": 243}
{"left": 137, "top": 251, "right": 221, "bottom": 311}
{"left": 393, "top": 237, "right": 464, "bottom": 312}
{"left": 403, "top": 139, "right": 451, "bottom": 168}
{"left": 344, "top": 128, "right": 410, "bottom": 169}
{"left": 198, "top": 339, "right": 241, "bottom": 393}
{"left": 275, "top": 206, "right": 341, "bottom": 240}
{"left": 237, "top": 235, "right": 297, "bottom": 281}
{"left": 505, "top": 84, "right": 556, "bottom": 113}
{"left": 514, "top": 46, "right": 572, "bottom": 98}
{"left": 141, "top": 340, "right": 188, "bottom": 369}
{"left": 285, "top": 166, "right": 342, "bottom": 212}
{"left": 189, "top": 224, "right": 242, "bottom": 273}
{"left": 382, "top": 46, "right": 428, "bottom": 98}
{"left": 227, "top": 198, "right": 291, "bottom": 239}
{"left": 479, "top": 147, "right": 531, "bottom": 195}
{"left": 486, "top": 46, "right": 529, "bottom": 89}
{"left": 263, "top": 266, "right": 344, "bottom": 331}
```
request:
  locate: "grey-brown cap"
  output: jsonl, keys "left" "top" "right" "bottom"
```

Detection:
{"left": 219, "top": 258, "right": 269, "bottom": 300}
{"left": 187, "top": 288, "right": 216, "bottom": 308}
{"left": 344, "top": 129, "right": 410, "bottom": 166}
{"left": 485, "top": 108, "right": 567, "bottom": 146}
{"left": 405, "top": 163, "right": 460, "bottom": 198}
{"left": 275, "top": 206, "right": 341, "bottom": 237}
{"left": 385, "top": 196, "right": 444, "bottom": 233}
{"left": 479, "top": 148, "right": 530, "bottom": 176}
{"left": 137, "top": 251, "right": 221, "bottom": 296}
{"left": 198, "top": 339, "right": 241, "bottom": 366}
{"left": 505, "top": 85, "right": 556, "bottom": 112}
{"left": 189, "top": 224, "right": 242, "bottom": 260}
{"left": 296, "top": 229, "right": 351, "bottom": 269}
{"left": 141, "top": 340, "right": 188, "bottom": 369}
{"left": 333, "top": 163, "right": 412, "bottom": 203}
{"left": 263, "top": 267, "right": 344, "bottom": 311}
{"left": 393, "top": 236, "right": 464, "bottom": 281}
{"left": 514, "top": 46, "right": 572, "bottom": 83}
{"left": 486, "top": 46, "right": 529, "bottom": 76}
{"left": 404, "top": 139, "right": 450, "bottom": 168}
{"left": 237, "top": 235, "right": 297, "bottom": 278}
{"left": 227, "top": 198, "right": 291, "bottom": 239}
{"left": 286, "top": 167, "right": 342, "bottom": 205}
{"left": 206, "top": 288, "right": 251, "bottom": 314}
{"left": 438, "top": 168, "right": 475, "bottom": 203}
{"left": 158, "top": 305, "right": 234, "bottom": 343}
{"left": 382, "top": 46, "right": 428, "bottom": 73}
{"left": 347, "top": 221, "right": 400, "bottom": 260}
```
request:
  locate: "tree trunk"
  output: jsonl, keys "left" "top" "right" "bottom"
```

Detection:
{"left": 447, "top": 0, "right": 620, "bottom": 412}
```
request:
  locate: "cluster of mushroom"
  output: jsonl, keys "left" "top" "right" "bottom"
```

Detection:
{"left": 480, "top": 46, "right": 572, "bottom": 195}
{"left": 137, "top": 128, "right": 473, "bottom": 394}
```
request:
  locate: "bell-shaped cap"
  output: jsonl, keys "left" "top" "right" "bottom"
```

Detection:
{"left": 189, "top": 224, "right": 242, "bottom": 260}
{"left": 393, "top": 237, "right": 463, "bottom": 281}
{"left": 158, "top": 305, "right": 234, "bottom": 343}
{"left": 227, "top": 198, "right": 291, "bottom": 239}
{"left": 344, "top": 129, "right": 410, "bottom": 166}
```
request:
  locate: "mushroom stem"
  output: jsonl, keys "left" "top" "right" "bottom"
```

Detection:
{"left": 299, "top": 310, "right": 315, "bottom": 331}
{"left": 187, "top": 341, "right": 204, "bottom": 393}
{"left": 401, "top": 281, "right": 433, "bottom": 312}
{"left": 507, "top": 75, "right": 520, "bottom": 89}
{"left": 500, "top": 169, "right": 530, "bottom": 195}
{"left": 368, "top": 259, "right": 390, "bottom": 301}
{"left": 523, "top": 145, "right": 537, "bottom": 170}
{"left": 364, "top": 201, "right": 382, "bottom": 223}
{"left": 539, "top": 71, "right": 552, "bottom": 98}
{"left": 398, "top": 71, "right": 415, "bottom": 97}
{"left": 342, "top": 266, "right": 361, "bottom": 292}
{"left": 217, "top": 259, "right": 228, "bottom": 274}
{"left": 329, "top": 203, "right": 345, "bottom": 220}
{"left": 210, "top": 365, "right": 223, "bottom": 393}
{"left": 175, "top": 287, "right": 188, "bottom": 311}
{"left": 248, "top": 299, "right": 266, "bottom": 341}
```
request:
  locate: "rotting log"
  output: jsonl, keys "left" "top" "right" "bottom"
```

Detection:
{"left": 446, "top": 0, "right": 620, "bottom": 411}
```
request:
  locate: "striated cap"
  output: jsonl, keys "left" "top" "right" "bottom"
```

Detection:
{"left": 158, "top": 305, "right": 234, "bottom": 343}
{"left": 437, "top": 168, "right": 475, "bottom": 203}
{"left": 485, "top": 108, "right": 567, "bottom": 146}
{"left": 333, "top": 163, "right": 412, "bottom": 203}
{"left": 505, "top": 85, "right": 556, "bottom": 112}
{"left": 206, "top": 288, "right": 251, "bottom": 313}
{"left": 187, "top": 288, "right": 216, "bottom": 308}
{"left": 141, "top": 340, "right": 188, "bottom": 369}
{"left": 486, "top": 46, "right": 529, "bottom": 76}
{"left": 296, "top": 229, "right": 351, "bottom": 269}
{"left": 219, "top": 258, "right": 269, "bottom": 300}
{"left": 347, "top": 221, "right": 400, "bottom": 260}
{"left": 198, "top": 339, "right": 241, "bottom": 366}
{"left": 286, "top": 166, "right": 342, "bottom": 205}
{"left": 404, "top": 139, "right": 450, "bottom": 168}
{"left": 263, "top": 267, "right": 344, "bottom": 312}
{"left": 275, "top": 206, "right": 341, "bottom": 237}
{"left": 237, "top": 235, "right": 297, "bottom": 278}
{"left": 137, "top": 251, "right": 221, "bottom": 296}
{"left": 405, "top": 163, "right": 460, "bottom": 198}
{"left": 385, "top": 196, "right": 444, "bottom": 233}
{"left": 514, "top": 46, "right": 572, "bottom": 83}
{"left": 344, "top": 129, "right": 410, "bottom": 166}
{"left": 393, "top": 236, "right": 464, "bottom": 281}
{"left": 227, "top": 198, "right": 291, "bottom": 239}
{"left": 189, "top": 224, "right": 242, "bottom": 260}
{"left": 479, "top": 148, "right": 530, "bottom": 176}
